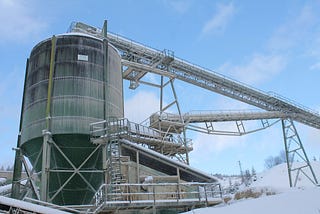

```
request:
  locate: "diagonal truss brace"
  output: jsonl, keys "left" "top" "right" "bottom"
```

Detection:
{"left": 40, "top": 130, "right": 105, "bottom": 203}
{"left": 281, "top": 119, "right": 318, "bottom": 187}
{"left": 21, "top": 156, "right": 40, "bottom": 200}
{"left": 69, "top": 21, "right": 320, "bottom": 188}
{"left": 49, "top": 141, "right": 103, "bottom": 202}
{"left": 11, "top": 147, "right": 42, "bottom": 200}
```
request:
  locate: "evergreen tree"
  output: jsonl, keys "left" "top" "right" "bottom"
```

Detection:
{"left": 251, "top": 167, "right": 256, "bottom": 176}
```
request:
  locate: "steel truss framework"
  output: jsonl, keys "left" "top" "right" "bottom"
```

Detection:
{"left": 11, "top": 130, "right": 107, "bottom": 204}
{"left": 70, "top": 20, "right": 320, "bottom": 186}
{"left": 282, "top": 119, "right": 318, "bottom": 187}
{"left": 41, "top": 130, "right": 106, "bottom": 203}
{"left": 10, "top": 22, "right": 319, "bottom": 207}
{"left": 67, "top": 21, "right": 320, "bottom": 187}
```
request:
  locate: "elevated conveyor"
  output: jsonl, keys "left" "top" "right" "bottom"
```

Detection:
{"left": 158, "top": 110, "right": 287, "bottom": 123}
{"left": 109, "top": 38, "right": 320, "bottom": 131}
{"left": 69, "top": 22, "right": 320, "bottom": 130}
{"left": 150, "top": 110, "right": 287, "bottom": 133}
{"left": 70, "top": 22, "right": 319, "bottom": 188}
{"left": 108, "top": 35, "right": 320, "bottom": 130}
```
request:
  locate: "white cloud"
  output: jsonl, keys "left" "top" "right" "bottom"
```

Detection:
{"left": 188, "top": 120, "right": 284, "bottom": 173}
{"left": 218, "top": 54, "right": 287, "bottom": 85}
{"left": 213, "top": 3, "right": 320, "bottom": 86}
{"left": 266, "top": 3, "right": 320, "bottom": 74}
{"left": 268, "top": 4, "right": 316, "bottom": 52}
{"left": 163, "top": 0, "right": 192, "bottom": 14}
{"left": 201, "top": 2, "right": 235, "bottom": 36}
{"left": 192, "top": 130, "right": 246, "bottom": 156}
{"left": 0, "top": 0, "right": 47, "bottom": 43}
{"left": 307, "top": 35, "right": 320, "bottom": 57}
{"left": 308, "top": 35, "right": 320, "bottom": 71}
{"left": 310, "top": 62, "right": 320, "bottom": 70}
{"left": 124, "top": 90, "right": 160, "bottom": 123}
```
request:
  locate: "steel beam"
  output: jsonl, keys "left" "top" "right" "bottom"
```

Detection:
{"left": 40, "top": 130, "right": 52, "bottom": 201}
{"left": 281, "top": 119, "right": 318, "bottom": 187}
{"left": 69, "top": 22, "right": 320, "bottom": 131}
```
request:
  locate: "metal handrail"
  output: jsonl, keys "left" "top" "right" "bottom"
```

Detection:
{"left": 69, "top": 21, "right": 320, "bottom": 130}
{"left": 92, "top": 182, "right": 222, "bottom": 209}
{"left": 89, "top": 118, "right": 193, "bottom": 148}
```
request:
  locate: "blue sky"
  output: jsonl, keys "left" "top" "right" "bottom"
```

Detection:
{"left": 1, "top": 0, "right": 320, "bottom": 175}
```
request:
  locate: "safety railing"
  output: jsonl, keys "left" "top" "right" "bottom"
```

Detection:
{"left": 89, "top": 118, "right": 192, "bottom": 148}
{"left": 268, "top": 92, "right": 320, "bottom": 116}
{"left": 69, "top": 22, "right": 320, "bottom": 130}
{"left": 91, "top": 182, "right": 222, "bottom": 212}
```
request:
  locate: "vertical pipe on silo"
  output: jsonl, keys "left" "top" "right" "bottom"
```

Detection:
{"left": 41, "top": 35, "right": 56, "bottom": 201}
{"left": 102, "top": 20, "right": 108, "bottom": 185}
{"left": 45, "top": 35, "right": 56, "bottom": 130}
{"left": 103, "top": 21, "right": 109, "bottom": 120}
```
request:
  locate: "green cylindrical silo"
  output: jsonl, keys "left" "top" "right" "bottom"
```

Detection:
{"left": 20, "top": 34, "right": 123, "bottom": 205}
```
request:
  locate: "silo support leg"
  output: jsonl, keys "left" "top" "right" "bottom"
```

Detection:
{"left": 102, "top": 144, "right": 107, "bottom": 184}
{"left": 11, "top": 140, "right": 22, "bottom": 199}
{"left": 40, "top": 130, "right": 52, "bottom": 201}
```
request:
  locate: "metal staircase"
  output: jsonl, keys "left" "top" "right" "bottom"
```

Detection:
{"left": 108, "top": 141, "right": 126, "bottom": 200}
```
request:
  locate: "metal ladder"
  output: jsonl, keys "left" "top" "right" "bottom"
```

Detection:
{"left": 109, "top": 141, "right": 126, "bottom": 200}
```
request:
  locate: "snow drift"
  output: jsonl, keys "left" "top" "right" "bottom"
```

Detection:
{"left": 184, "top": 162, "right": 320, "bottom": 214}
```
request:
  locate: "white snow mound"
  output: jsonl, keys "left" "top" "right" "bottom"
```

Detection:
{"left": 251, "top": 161, "right": 320, "bottom": 190}
{"left": 183, "top": 161, "right": 320, "bottom": 214}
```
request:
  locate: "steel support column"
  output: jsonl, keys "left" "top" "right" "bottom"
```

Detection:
{"left": 281, "top": 119, "right": 318, "bottom": 187}
{"left": 158, "top": 76, "right": 189, "bottom": 164}
{"left": 40, "top": 130, "right": 52, "bottom": 201}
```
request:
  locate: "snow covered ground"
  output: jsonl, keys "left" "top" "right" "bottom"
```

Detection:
{"left": 0, "top": 178, "right": 6, "bottom": 185}
{"left": 184, "top": 162, "right": 320, "bottom": 214}
{"left": 251, "top": 161, "right": 320, "bottom": 189}
{"left": 185, "top": 188, "right": 320, "bottom": 214}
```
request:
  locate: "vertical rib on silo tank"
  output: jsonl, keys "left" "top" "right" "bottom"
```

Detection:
{"left": 20, "top": 33, "right": 123, "bottom": 205}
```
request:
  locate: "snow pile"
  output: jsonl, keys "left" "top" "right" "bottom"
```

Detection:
{"left": 0, "top": 178, "right": 6, "bottom": 185}
{"left": 251, "top": 162, "right": 320, "bottom": 190}
{"left": 217, "top": 175, "right": 242, "bottom": 189}
{"left": 0, "top": 196, "right": 70, "bottom": 214}
{"left": 185, "top": 188, "right": 320, "bottom": 214}
{"left": 0, "top": 183, "right": 11, "bottom": 195}
{"left": 184, "top": 162, "right": 320, "bottom": 214}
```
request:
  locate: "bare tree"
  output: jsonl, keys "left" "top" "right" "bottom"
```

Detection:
{"left": 264, "top": 156, "right": 276, "bottom": 169}
{"left": 264, "top": 150, "right": 288, "bottom": 169}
